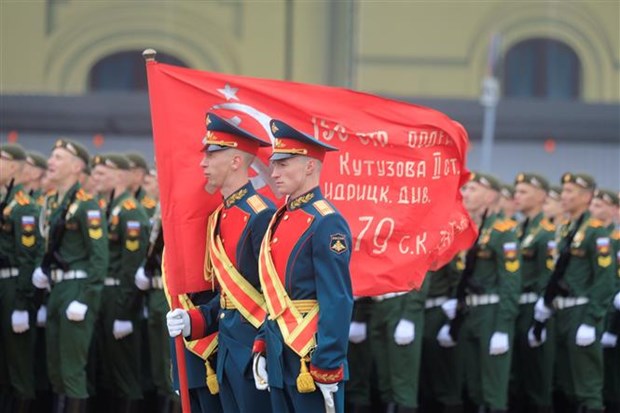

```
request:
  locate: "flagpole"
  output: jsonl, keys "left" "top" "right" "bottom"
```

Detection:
{"left": 143, "top": 48, "right": 191, "bottom": 413}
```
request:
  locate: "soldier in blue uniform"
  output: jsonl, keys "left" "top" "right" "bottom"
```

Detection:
{"left": 251, "top": 119, "right": 354, "bottom": 413}
{"left": 166, "top": 112, "right": 275, "bottom": 413}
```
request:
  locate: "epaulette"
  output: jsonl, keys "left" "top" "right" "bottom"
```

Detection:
{"left": 98, "top": 198, "right": 107, "bottom": 210}
{"left": 246, "top": 194, "right": 267, "bottom": 214}
{"left": 313, "top": 200, "right": 334, "bottom": 216}
{"left": 141, "top": 196, "right": 157, "bottom": 209}
{"left": 493, "top": 219, "right": 516, "bottom": 232}
{"left": 589, "top": 219, "right": 603, "bottom": 228}
{"left": 540, "top": 218, "right": 555, "bottom": 232}
{"left": 76, "top": 189, "right": 93, "bottom": 201}
{"left": 14, "top": 191, "right": 30, "bottom": 206}
{"left": 122, "top": 198, "right": 137, "bottom": 210}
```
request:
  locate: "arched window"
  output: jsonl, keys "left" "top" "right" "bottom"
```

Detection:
{"left": 503, "top": 38, "right": 581, "bottom": 100}
{"left": 89, "top": 51, "right": 187, "bottom": 91}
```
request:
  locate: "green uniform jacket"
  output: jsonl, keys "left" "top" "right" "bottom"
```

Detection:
{"left": 107, "top": 191, "right": 149, "bottom": 320}
{"left": 427, "top": 256, "right": 461, "bottom": 298}
{"left": 134, "top": 187, "right": 157, "bottom": 219}
{"left": 558, "top": 212, "right": 616, "bottom": 326}
{"left": 43, "top": 182, "right": 108, "bottom": 306}
{"left": 1, "top": 183, "right": 43, "bottom": 310}
{"left": 518, "top": 212, "right": 555, "bottom": 293}
{"left": 471, "top": 213, "right": 521, "bottom": 332}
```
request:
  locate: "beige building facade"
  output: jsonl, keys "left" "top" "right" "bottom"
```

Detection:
{"left": 1, "top": 1, "right": 618, "bottom": 102}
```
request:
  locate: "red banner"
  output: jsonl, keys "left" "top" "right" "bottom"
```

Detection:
{"left": 146, "top": 60, "right": 476, "bottom": 296}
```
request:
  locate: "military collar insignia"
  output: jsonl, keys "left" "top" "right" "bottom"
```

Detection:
{"left": 288, "top": 192, "right": 315, "bottom": 210}
{"left": 225, "top": 187, "right": 248, "bottom": 208}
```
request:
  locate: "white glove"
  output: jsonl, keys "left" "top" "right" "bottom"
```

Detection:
{"left": 316, "top": 382, "right": 338, "bottom": 410}
{"left": 11, "top": 310, "right": 30, "bottom": 333}
{"left": 436, "top": 324, "right": 456, "bottom": 348}
{"left": 166, "top": 309, "right": 190, "bottom": 338}
{"left": 65, "top": 301, "right": 88, "bottom": 322}
{"left": 527, "top": 326, "right": 547, "bottom": 348}
{"left": 614, "top": 291, "right": 620, "bottom": 311}
{"left": 441, "top": 298, "right": 458, "bottom": 320}
{"left": 134, "top": 267, "right": 150, "bottom": 291}
{"left": 252, "top": 353, "right": 269, "bottom": 391}
{"left": 533, "top": 298, "right": 553, "bottom": 322}
{"left": 576, "top": 324, "right": 596, "bottom": 347}
{"left": 32, "top": 267, "right": 50, "bottom": 289}
{"left": 601, "top": 332, "right": 618, "bottom": 348}
{"left": 113, "top": 320, "right": 134, "bottom": 340}
{"left": 348, "top": 322, "right": 367, "bottom": 344}
{"left": 394, "top": 319, "right": 415, "bottom": 345}
{"left": 489, "top": 332, "right": 509, "bottom": 355}
{"left": 36, "top": 305, "right": 47, "bottom": 327}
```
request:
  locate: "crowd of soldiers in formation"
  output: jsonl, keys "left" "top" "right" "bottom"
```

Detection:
{"left": 1, "top": 140, "right": 619, "bottom": 413}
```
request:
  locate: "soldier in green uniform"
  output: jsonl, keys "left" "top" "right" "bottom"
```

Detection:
{"left": 21, "top": 151, "right": 48, "bottom": 206}
{"left": 453, "top": 172, "right": 521, "bottom": 413}
{"left": 368, "top": 283, "right": 429, "bottom": 413}
{"left": 126, "top": 153, "right": 157, "bottom": 217}
{"left": 0, "top": 144, "right": 43, "bottom": 412}
{"left": 533, "top": 173, "right": 615, "bottom": 413}
{"left": 420, "top": 257, "right": 463, "bottom": 413}
{"left": 542, "top": 186, "right": 564, "bottom": 225}
{"left": 499, "top": 184, "right": 518, "bottom": 222}
{"left": 91, "top": 154, "right": 149, "bottom": 411}
{"left": 589, "top": 189, "right": 620, "bottom": 413}
{"left": 30, "top": 139, "right": 108, "bottom": 412}
{"left": 345, "top": 297, "right": 374, "bottom": 413}
{"left": 509, "top": 173, "right": 555, "bottom": 413}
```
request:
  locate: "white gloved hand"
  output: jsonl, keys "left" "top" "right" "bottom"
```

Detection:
{"left": 11, "top": 310, "right": 30, "bottom": 333}
{"left": 527, "top": 326, "right": 547, "bottom": 348}
{"left": 489, "top": 332, "right": 510, "bottom": 355}
{"left": 252, "top": 353, "right": 269, "bottom": 391}
{"left": 533, "top": 298, "right": 553, "bottom": 322}
{"left": 576, "top": 324, "right": 596, "bottom": 347}
{"left": 166, "top": 309, "right": 190, "bottom": 338}
{"left": 32, "top": 267, "right": 50, "bottom": 289}
{"left": 441, "top": 298, "right": 458, "bottom": 320}
{"left": 66, "top": 301, "right": 88, "bottom": 322}
{"left": 614, "top": 291, "right": 620, "bottom": 311}
{"left": 113, "top": 320, "right": 134, "bottom": 340}
{"left": 436, "top": 324, "right": 456, "bottom": 348}
{"left": 134, "top": 267, "right": 150, "bottom": 291}
{"left": 394, "top": 319, "right": 415, "bottom": 345}
{"left": 316, "top": 382, "right": 338, "bottom": 409}
{"left": 601, "top": 332, "right": 618, "bottom": 348}
{"left": 36, "top": 305, "right": 47, "bottom": 327}
{"left": 348, "top": 322, "right": 367, "bottom": 344}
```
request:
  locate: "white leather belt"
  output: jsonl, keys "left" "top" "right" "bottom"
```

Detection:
{"left": 151, "top": 276, "right": 164, "bottom": 290}
{"left": 371, "top": 291, "right": 408, "bottom": 302}
{"left": 51, "top": 270, "right": 87, "bottom": 283}
{"left": 519, "top": 292, "right": 539, "bottom": 304}
{"left": 104, "top": 277, "right": 120, "bottom": 287}
{"left": 425, "top": 296, "right": 449, "bottom": 309}
{"left": 553, "top": 296, "right": 589, "bottom": 310}
{"left": 0, "top": 268, "right": 18, "bottom": 279}
{"left": 466, "top": 294, "right": 499, "bottom": 307}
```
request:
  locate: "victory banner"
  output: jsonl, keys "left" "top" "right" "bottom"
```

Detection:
{"left": 146, "top": 56, "right": 476, "bottom": 297}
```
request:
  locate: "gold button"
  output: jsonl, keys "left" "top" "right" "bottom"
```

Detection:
{"left": 272, "top": 237, "right": 278, "bottom": 244}
{"left": 244, "top": 216, "right": 248, "bottom": 222}
{"left": 283, "top": 215, "right": 289, "bottom": 221}
{"left": 307, "top": 218, "right": 312, "bottom": 223}
{"left": 220, "top": 313, "right": 225, "bottom": 319}
{"left": 222, "top": 213, "right": 227, "bottom": 219}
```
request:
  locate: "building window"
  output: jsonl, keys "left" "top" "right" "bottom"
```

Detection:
{"left": 89, "top": 51, "right": 187, "bottom": 91}
{"left": 503, "top": 38, "right": 581, "bottom": 100}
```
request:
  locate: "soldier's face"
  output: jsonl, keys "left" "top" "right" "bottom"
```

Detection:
{"left": 271, "top": 156, "right": 309, "bottom": 197}
{"left": 462, "top": 181, "right": 492, "bottom": 214}
{"left": 543, "top": 196, "right": 562, "bottom": 220}
{"left": 514, "top": 183, "right": 545, "bottom": 213}
{"left": 0, "top": 158, "right": 19, "bottom": 185}
{"left": 589, "top": 198, "right": 614, "bottom": 222}
{"left": 91, "top": 165, "right": 117, "bottom": 194}
{"left": 200, "top": 149, "right": 234, "bottom": 190}
{"left": 143, "top": 174, "right": 159, "bottom": 199}
{"left": 561, "top": 183, "right": 592, "bottom": 215}
{"left": 47, "top": 148, "right": 79, "bottom": 185}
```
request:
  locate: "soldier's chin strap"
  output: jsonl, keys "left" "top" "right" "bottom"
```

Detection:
{"left": 105, "top": 189, "right": 116, "bottom": 220}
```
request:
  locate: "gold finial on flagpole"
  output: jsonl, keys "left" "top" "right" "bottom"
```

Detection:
{"left": 142, "top": 49, "right": 157, "bottom": 62}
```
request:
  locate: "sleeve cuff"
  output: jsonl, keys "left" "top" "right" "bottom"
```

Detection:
{"left": 309, "top": 363, "right": 344, "bottom": 384}
{"left": 188, "top": 308, "right": 206, "bottom": 340}
{"left": 252, "top": 339, "right": 266, "bottom": 355}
